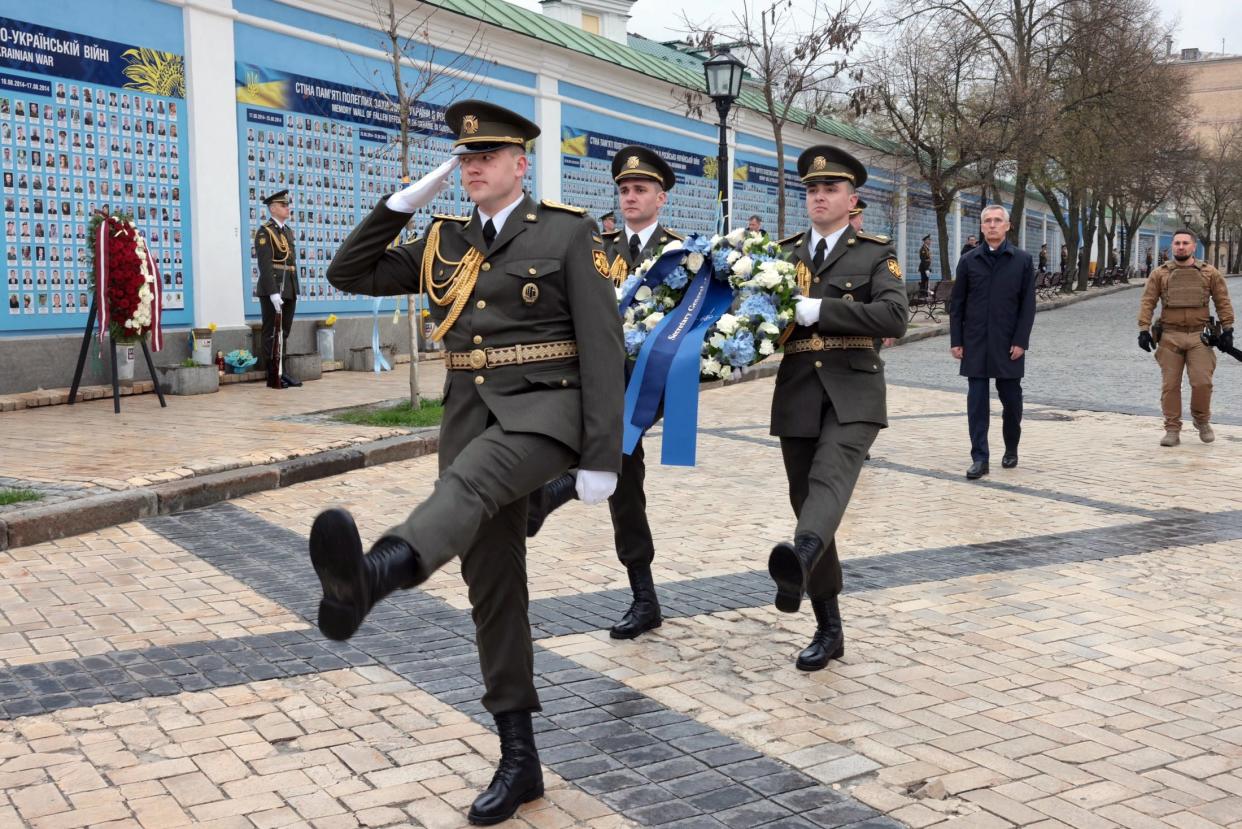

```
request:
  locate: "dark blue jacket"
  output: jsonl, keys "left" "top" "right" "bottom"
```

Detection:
{"left": 949, "top": 240, "right": 1036, "bottom": 379}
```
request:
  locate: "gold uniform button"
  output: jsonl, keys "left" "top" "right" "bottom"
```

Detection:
{"left": 472, "top": 335, "right": 482, "bottom": 345}
{"left": 476, "top": 300, "right": 486, "bottom": 309}
{"left": 843, "top": 294, "right": 854, "bottom": 302}
{"left": 813, "top": 277, "right": 821, "bottom": 284}
{"left": 845, "top": 282, "right": 853, "bottom": 288}
{"left": 474, "top": 376, "right": 485, "bottom": 385}
{"left": 814, "top": 360, "right": 823, "bottom": 368}
{"left": 528, "top": 267, "right": 537, "bottom": 275}
{"left": 481, "top": 262, "right": 491, "bottom": 272}
{"left": 561, "top": 379, "right": 569, "bottom": 387}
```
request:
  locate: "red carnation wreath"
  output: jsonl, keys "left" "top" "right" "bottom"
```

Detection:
{"left": 89, "top": 210, "right": 163, "bottom": 349}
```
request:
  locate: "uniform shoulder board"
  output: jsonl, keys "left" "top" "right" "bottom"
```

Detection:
{"left": 663, "top": 228, "right": 686, "bottom": 241}
{"left": 541, "top": 199, "right": 587, "bottom": 215}
{"left": 777, "top": 231, "right": 803, "bottom": 246}
{"left": 856, "top": 231, "right": 891, "bottom": 244}
{"left": 600, "top": 229, "right": 622, "bottom": 239}
{"left": 432, "top": 214, "right": 470, "bottom": 223}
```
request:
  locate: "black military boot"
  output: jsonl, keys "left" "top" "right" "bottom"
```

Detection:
{"left": 309, "top": 508, "right": 422, "bottom": 641}
{"left": 609, "top": 565, "right": 662, "bottom": 639}
{"left": 796, "top": 596, "right": 845, "bottom": 671}
{"left": 768, "top": 532, "right": 824, "bottom": 614}
{"left": 525, "top": 473, "right": 578, "bottom": 538}
{"left": 468, "top": 711, "right": 544, "bottom": 825}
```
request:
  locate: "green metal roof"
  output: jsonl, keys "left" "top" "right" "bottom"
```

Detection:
{"left": 425, "top": 0, "right": 892, "bottom": 153}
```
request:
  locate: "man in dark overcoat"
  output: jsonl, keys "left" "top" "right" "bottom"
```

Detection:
{"left": 949, "top": 204, "right": 1036, "bottom": 479}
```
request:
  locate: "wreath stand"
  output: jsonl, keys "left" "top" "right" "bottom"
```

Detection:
{"left": 67, "top": 288, "right": 167, "bottom": 414}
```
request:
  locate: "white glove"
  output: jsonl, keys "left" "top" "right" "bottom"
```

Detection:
{"left": 269, "top": 293, "right": 282, "bottom": 312}
{"left": 574, "top": 469, "right": 618, "bottom": 505}
{"left": 795, "top": 297, "right": 822, "bottom": 327}
{"left": 385, "top": 157, "right": 460, "bottom": 213}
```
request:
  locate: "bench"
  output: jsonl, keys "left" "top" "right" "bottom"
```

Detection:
{"left": 908, "top": 280, "right": 953, "bottom": 323}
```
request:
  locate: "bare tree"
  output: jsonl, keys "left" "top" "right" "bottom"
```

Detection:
{"left": 1179, "top": 124, "right": 1242, "bottom": 269}
{"left": 868, "top": 16, "right": 1017, "bottom": 280}
{"left": 347, "top": 0, "right": 486, "bottom": 404}
{"left": 683, "top": 1, "right": 867, "bottom": 235}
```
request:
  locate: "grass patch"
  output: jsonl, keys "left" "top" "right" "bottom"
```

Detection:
{"left": 332, "top": 398, "right": 444, "bottom": 428}
{"left": 0, "top": 488, "right": 43, "bottom": 506}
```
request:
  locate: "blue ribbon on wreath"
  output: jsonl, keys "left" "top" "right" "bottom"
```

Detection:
{"left": 371, "top": 297, "right": 392, "bottom": 373}
{"left": 622, "top": 249, "right": 733, "bottom": 466}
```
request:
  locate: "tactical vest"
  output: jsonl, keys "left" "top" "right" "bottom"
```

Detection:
{"left": 1161, "top": 265, "right": 1209, "bottom": 309}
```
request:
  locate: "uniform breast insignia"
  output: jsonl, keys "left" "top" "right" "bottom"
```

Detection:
{"left": 257, "top": 236, "right": 266, "bottom": 245}
{"left": 593, "top": 250, "right": 612, "bottom": 278}
{"left": 522, "top": 283, "right": 539, "bottom": 305}
{"left": 887, "top": 259, "right": 903, "bottom": 279}
{"left": 541, "top": 199, "right": 587, "bottom": 215}
{"left": 795, "top": 261, "right": 812, "bottom": 294}
{"left": 609, "top": 254, "right": 629, "bottom": 285}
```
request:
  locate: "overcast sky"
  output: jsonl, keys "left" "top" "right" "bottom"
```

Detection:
{"left": 509, "top": 0, "right": 1240, "bottom": 56}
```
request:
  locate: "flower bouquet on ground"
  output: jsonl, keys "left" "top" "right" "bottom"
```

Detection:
{"left": 224, "top": 349, "right": 258, "bottom": 373}
{"left": 616, "top": 228, "right": 798, "bottom": 466}
{"left": 89, "top": 210, "right": 163, "bottom": 350}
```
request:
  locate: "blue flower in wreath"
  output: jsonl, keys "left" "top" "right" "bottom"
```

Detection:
{"left": 737, "top": 293, "right": 778, "bottom": 324}
{"left": 712, "top": 248, "right": 733, "bottom": 274}
{"left": 720, "top": 331, "right": 756, "bottom": 366}
{"left": 619, "top": 273, "right": 641, "bottom": 297}
{"left": 624, "top": 327, "right": 648, "bottom": 356}
{"left": 685, "top": 235, "right": 713, "bottom": 255}
{"left": 665, "top": 266, "right": 691, "bottom": 291}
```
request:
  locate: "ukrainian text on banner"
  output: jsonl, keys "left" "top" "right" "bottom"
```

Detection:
{"left": 235, "top": 64, "right": 450, "bottom": 135}
{"left": 733, "top": 160, "right": 803, "bottom": 195}
{"left": 0, "top": 17, "right": 184, "bottom": 96}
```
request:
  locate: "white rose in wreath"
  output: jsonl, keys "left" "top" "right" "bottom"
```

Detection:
{"left": 715, "top": 313, "right": 739, "bottom": 336}
{"left": 662, "top": 240, "right": 683, "bottom": 254}
{"left": 731, "top": 256, "right": 754, "bottom": 278}
{"left": 635, "top": 285, "right": 653, "bottom": 302}
{"left": 759, "top": 339, "right": 776, "bottom": 356}
{"left": 685, "top": 252, "right": 704, "bottom": 273}
{"left": 642, "top": 311, "right": 665, "bottom": 330}
{"left": 725, "top": 227, "right": 746, "bottom": 246}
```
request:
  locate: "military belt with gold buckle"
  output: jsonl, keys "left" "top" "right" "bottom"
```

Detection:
{"left": 272, "top": 264, "right": 295, "bottom": 270}
{"left": 784, "top": 335, "right": 875, "bottom": 354}
{"left": 446, "top": 340, "right": 578, "bottom": 371}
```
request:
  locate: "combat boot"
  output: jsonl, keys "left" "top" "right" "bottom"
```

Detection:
{"left": 610, "top": 565, "right": 662, "bottom": 639}
{"left": 1195, "top": 422, "right": 1215, "bottom": 443}
{"left": 768, "top": 532, "right": 825, "bottom": 614}
{"left": 797, "top": 596, "right": 845, "bottom": 671}
{"left": 1160, "top": 430, "right": 1180, "bottom": 447}
{"left": 468, "top": 711, "right": 544, "bottom": 825}
{"left": 526, "top": 473, "right": 578, "bottom": 537}
{"left": 309, "top": 508, "right": 424, "bottom": 641}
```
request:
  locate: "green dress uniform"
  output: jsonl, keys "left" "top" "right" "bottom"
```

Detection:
{"left": 768, "top": 145, "right": 908, "bottom": 671}
{"left": 310, "top": 101, "right": 625, "bottom": 825}
{"left": 524, "top": 145, "right": 682, "bottom": 641}
{"left": 254, "top": 190, "right": 298, "bottom": 386}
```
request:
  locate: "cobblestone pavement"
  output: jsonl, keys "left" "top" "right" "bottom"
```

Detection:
{"left": 3, "top": 327, "right": 1242, "bottom": 826}
{"left": 881, "top": 279, "right": 1242, "bottom": 426}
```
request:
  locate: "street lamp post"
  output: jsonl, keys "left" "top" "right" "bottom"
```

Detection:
{"left": 703, "top": 48, "right": 745, "bottom": 233}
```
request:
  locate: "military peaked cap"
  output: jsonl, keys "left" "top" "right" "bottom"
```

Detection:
{"left": 262, "top": 189, "right": 290, "bottom": 206}
{"left": 611, "top": 145, "right": 677, "bottom": 191}
{"left": 444, "top": 99, "right": 540, "bottom": 155}
{"left": 797, "top": 145, "right": 868, "bottom": 187}
{"left": 849, "top": 197, "right": 868, "bottom": 216}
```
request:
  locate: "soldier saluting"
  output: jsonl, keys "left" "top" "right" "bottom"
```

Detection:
{"left": 313, "top": 100, "right": 624, "bottom": 826}
{"left": 526, "top": 145, "right": 683, "bottom": 641}
{"left": 769, "top": 146, "right": 908, "bottom": 671}
{"left": 254, "top": 190, "right": 301, "bottom": 388}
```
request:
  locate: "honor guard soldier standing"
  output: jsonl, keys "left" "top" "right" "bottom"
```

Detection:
{"left": 919, "top": 234, "right": 933, "bottom": 296}
{"left": 1138, "top": 228, "right": 1234, "bottom": 446}
{"left": 526, "top": 145, "right": 683, "bottom": 641}
{"left": 312, "top": 100, "right": 624, "bottom": 825}
{"left": 255, "top": 190, "right": 301, "bottom": 389}
{"left": 769, "top": 146, "right": 908, "bottom": 671}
